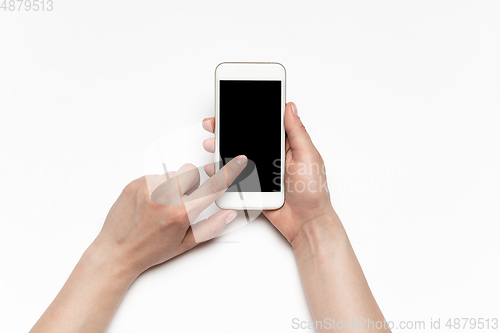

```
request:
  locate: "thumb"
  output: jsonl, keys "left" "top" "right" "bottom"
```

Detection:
{"left": 284, "top": 102, "right": 316, "bottom": 155}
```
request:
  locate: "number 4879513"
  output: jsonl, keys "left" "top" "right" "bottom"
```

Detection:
{"left": 1, "top": 0, "right": 53, "bottom": 11}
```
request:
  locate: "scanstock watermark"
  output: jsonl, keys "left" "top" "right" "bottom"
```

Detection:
{"left": 291, "top": 317, "right": 499, "bottom": 330}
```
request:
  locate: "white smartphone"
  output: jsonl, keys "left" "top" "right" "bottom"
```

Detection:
{"left": 215, "top": 62, "right": 286, "bottom": 210}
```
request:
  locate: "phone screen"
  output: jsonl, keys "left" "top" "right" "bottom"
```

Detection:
{"left": 219, "top": 80, "right": 282, "bottom": 192}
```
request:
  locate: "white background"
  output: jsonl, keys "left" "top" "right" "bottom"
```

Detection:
{"left": 1, "top": 1, "right": 499, "bottom": 332}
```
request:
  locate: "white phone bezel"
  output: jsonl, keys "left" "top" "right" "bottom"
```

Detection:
{"left": 214, "top": 62, "right": 286, "bottom": 210}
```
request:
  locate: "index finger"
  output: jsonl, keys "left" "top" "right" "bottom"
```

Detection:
{"left": 185, "top": 155, "right": 247, "bottom": 219}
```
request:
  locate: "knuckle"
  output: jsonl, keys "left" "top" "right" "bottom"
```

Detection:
{"left": 137, "top": 185, "right": 151, "bottom": 202}
{"left": 123, "top": 177, "right": 152, "bottom": 203}
{"left": 123, "top": 179, "right": 141, "bottom": 196}
{"left": 299, "top": 123, "right": 307, "bottom": 134}
{"left": 207, "top": 222, "right": 223, "bottom": 241}
{"left": 290, "top": 123, "right": 307, "bottom": 138}
{"left": 225, "top": 161, "right": 239, "bottom": 174}
{"left": 170, "top": 207, "right": 188, "bottom": 226}
{"left": 210, "top": 225, "right": 220, "bottom": 238}
{"left": 208, "top": 178, "right": 225, "bottom": 194}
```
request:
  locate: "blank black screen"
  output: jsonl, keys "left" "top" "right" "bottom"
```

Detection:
{"left": 219, "top": 80, "right": 281, "bottom": 192}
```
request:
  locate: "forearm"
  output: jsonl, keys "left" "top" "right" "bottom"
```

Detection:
{"left": 30, "top": 239, "right": 138, "bottom": 333}
{"left": 292, "top": 211, "right": 390, "bottom": 332}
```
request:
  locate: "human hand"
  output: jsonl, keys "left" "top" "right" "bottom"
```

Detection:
{"left": 93, "top": 156, "right": 248, "bottom": 277}
{"left": 202, "top": 102, "right": 335, "bottom": 245}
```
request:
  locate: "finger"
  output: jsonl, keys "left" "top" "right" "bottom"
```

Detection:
{"left": 204, "top": 163, "right": 215, "bottom": 177}
{"left": 174, "top": 163, "right": 200, "bottom": 196}
{"left": 177, "top": 163, "right": 201, "bottom": 196}
{"left": 284, "top": 102, "right": 317, "bottom": 156}
{"left": 182, "top": 210, "right": 238, "bottom": 247}
{"left": 186, "top": 155, "right": 248, "bottom": 218}
{"left": 202, "top": 117, "right": 215, "bottom": 133}
{"left": 202, "top": 137, "right": 215, "bottom": 153}
{"left": 151, "top": 163, "right": 200, "bottom": 205}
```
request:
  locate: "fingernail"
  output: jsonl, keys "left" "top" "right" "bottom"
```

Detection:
{"left": 235, "top": 155, "right": 248, "bottom": 165}
{"left": 225, "top": 210, "right": 238, "bottom": 224}
{"left": 291, "top": 103, "right": 298, "bottom": 116}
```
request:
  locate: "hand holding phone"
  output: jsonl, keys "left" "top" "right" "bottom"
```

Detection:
{"left": 203, "top": 99, "right": 334, "bottom": 244}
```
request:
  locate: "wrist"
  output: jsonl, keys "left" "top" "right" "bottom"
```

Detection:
{"left": 83, "top": 238, "right": 140, "bottom": 286}
{"left": 291, "top": 208, "right": 347, "bottom": 257}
